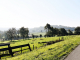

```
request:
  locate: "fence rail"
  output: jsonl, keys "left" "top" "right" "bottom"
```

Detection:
{"left": 0, "top": 43, "right": 10, "bottom": 46}
{"left": 0, "top": 43, "right": 31, "bottom": 59}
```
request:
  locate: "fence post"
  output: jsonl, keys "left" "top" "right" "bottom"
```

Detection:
{"left": 21, "top": 47, "right": 22, "bottom": 54}
{"left": 28, "top": 44, "right": 31, "bottom": 51}
{"left": 0, "top": 52, "right": 1, "bottom": 59}
{"left": 33, "top": 45, "right": 34, "bottom": 50}
{"left": 8, "top": 44, "right": 13, "bottom": 57}
{"left": 0, "top": 56, "right": 1, "bottom": 59}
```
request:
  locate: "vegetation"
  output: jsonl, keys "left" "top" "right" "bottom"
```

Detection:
{"left": 44, "top": 23, "right": 69, "bottom": 37}
{"left": 75, "top": 27, "right": 80, "bottom": 35}
{"left": 6, "top": 28, "right": 16, "bottom": 41}
{"left": 40, "top": 34, "right": 42, "bottom": 38}
{"left": 0, "top": 24, "right": 80, "bottom": 41}
{"left": 0, "top": 35, "right": 80, "bottom": 60}
{"left": 30, "top": 32, "right": 46, "bottom": 36}
{"left": 68, "top": 29, "right": 73, "bottom": 35}
{"left": 44, "top": 23, "right": 80, "bottom": 37}
{"left": 20, "top": 27, "right": 29, "bottom": 39}
{"left": 29, "top": 25, "right": 75, "bottom": 33}
{"left": 0, "top": 23, "right": 80, "bottom": 60}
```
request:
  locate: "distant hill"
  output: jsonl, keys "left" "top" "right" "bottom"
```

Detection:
{"left": 29, "top": 25, "right": 75, "bottom": 33}
{"left": 0, "top": 25, "right": 75, "bottom": 34}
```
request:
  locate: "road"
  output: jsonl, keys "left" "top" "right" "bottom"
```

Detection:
{"left": 64, "top": 45, "right": 80, "bottom": 60}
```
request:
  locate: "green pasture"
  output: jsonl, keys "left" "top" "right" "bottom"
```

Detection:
{"left": 30, "top": 32, "right": 46, "bottom": 36}
{"left": 0, "top": 35, "right": 80, "bottom": 60}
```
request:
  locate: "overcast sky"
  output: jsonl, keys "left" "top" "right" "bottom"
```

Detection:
{"left": 0, "top": 0, "right": 80, "bottom": 28}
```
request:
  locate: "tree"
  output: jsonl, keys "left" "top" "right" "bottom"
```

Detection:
{"left": 6, "top": 28, "right": 16, "bottom": 41}
{"left": 44, "top": 23, "right": 51, "bottom": 32}
{"left": 40, "top": 34, "right": 42, "bottom": 38}
{"left": 44, "top": 35, "right": 46, "bottom": 38}
{"left": 49, "top": 27, "right": 54, "bottom": 36}
{"left": 25, "top": 28, "right": 29, "bottom": 38}
{"left": 0, "top": 34, "right": 2, "bottom": 39}
{"left": 44, "top": 23, "right": 60, "bottom": 37}
{"left": 75, "top": 27, "right": 80, "bottom": 35}
{"left": 16, "top": 30, "right": 20, "bottom": 40}
{"left": 59, "top": 28, "right": 68, "bottom": 36}
{"left": 53, "top": 28, "right": 59, "bottom": 36}
{"left": 68, "top": 29, "right": 73, "bottom": 35}
{"left": 20, "top": 27, "right": 29, "bottom": 40}
{"left": 35, "top": 35, "right": 38, "bottom": 38}
{"left": 20, "top": 27, "right": 25, "bottom": 39}
{"left": 44, "top": 23, "right": 53, "bottom": 37}
{"left": 46, "top": 31, "right": 52, "bottom": 37}
{"left": 32, "top": 34, "right": 34, "bottom": 39}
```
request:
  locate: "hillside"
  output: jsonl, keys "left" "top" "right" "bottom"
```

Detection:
{"left": 0, "top": 35, "right": 80, "bottom": 60}
{"left": 29, "top": 25, "right": 75, "bottom": 33}
{"left": 0, "top": 25, "right": 75, "bottom": 34}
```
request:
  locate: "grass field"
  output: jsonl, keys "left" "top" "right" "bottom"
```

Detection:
{"left": 30, "top": 32, "right": 46, "bottom": 36}
{"left": 0, "top": 35, "right": 80, "bottom": 60}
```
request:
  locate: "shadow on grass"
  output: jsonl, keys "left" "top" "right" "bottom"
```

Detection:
{"left": 10, "top": 39, "right": 32, "bottom": 43}
{"left": 10, "top": 40, "right": 20, "bottom": 43}
{"left": 23, "top": 39, "right": 32, "bottom": 41}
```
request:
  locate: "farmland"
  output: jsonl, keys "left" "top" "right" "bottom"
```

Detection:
{"left": 30, "top": 32, "right": 46, "bottom": 36}
{"left": 0, "top": 35, "right": 80, "bottom": 60}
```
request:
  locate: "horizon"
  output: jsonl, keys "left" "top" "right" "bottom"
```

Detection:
{"left": 0, "top": 24, "right": 76, "bottom": 31}
{"left": 0, "top": 0, "right": 80, "bottom": 28}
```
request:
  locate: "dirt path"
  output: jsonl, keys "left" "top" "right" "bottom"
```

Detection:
{"left": 64, "top": 45, "right": 80, "bottom": 60}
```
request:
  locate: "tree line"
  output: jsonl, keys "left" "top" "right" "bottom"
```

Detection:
{"left": 44, "top": 23, "right": 80, "bottom": 37}
{"left": 1, "top": 23, "right": 80, "bottom": 41}
{"left": 5, "top": 27, "right": 29, "bottom": 41}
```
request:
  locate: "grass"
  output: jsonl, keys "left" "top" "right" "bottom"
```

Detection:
{"left": 30, "top": 32, "right": 46, "bottom": 36}
{"left": 0, "top": 35, "right": 80, "bottom": 60}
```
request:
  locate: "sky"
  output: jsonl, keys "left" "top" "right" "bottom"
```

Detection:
{"left": 0, "top": 0, "right": 80, "bottom": 29}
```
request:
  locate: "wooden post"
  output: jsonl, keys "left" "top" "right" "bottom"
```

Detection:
{"left": 3, "top": 51, "right": 4, "bottom": 54}
{"left": 0, "top": 56, "right": 1, "bottom": 59}
{"left": 28, "top": 44, "right": 31, "bottom": 51}
{"left": 8, "top": 44, "right": 13, "bottom": 57}
{"left": 21, "top": 47, "right": 22, "bottom": 54}
{"left": 33, "top": 45, "right": 34, "bottom": 50}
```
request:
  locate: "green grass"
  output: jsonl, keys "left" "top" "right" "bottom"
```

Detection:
{"left": 0, "top": 36, "right": 61, "bottom": 59}
{"left": 30, "top": 32, "right": 46, "bottom": 36}
{"left": 0, "top": 35, "right": 80, "bottom": 60}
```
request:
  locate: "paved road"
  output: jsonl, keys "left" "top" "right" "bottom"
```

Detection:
{"left": 64, "top": 45, "right": 80, "bottom": 60}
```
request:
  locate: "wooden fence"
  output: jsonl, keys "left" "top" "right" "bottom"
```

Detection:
{"left": 38, "top": 39, "right": 64, "bottom": 45}
{"left": 0, "top": 43, "right": 31, "bottom": 59}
